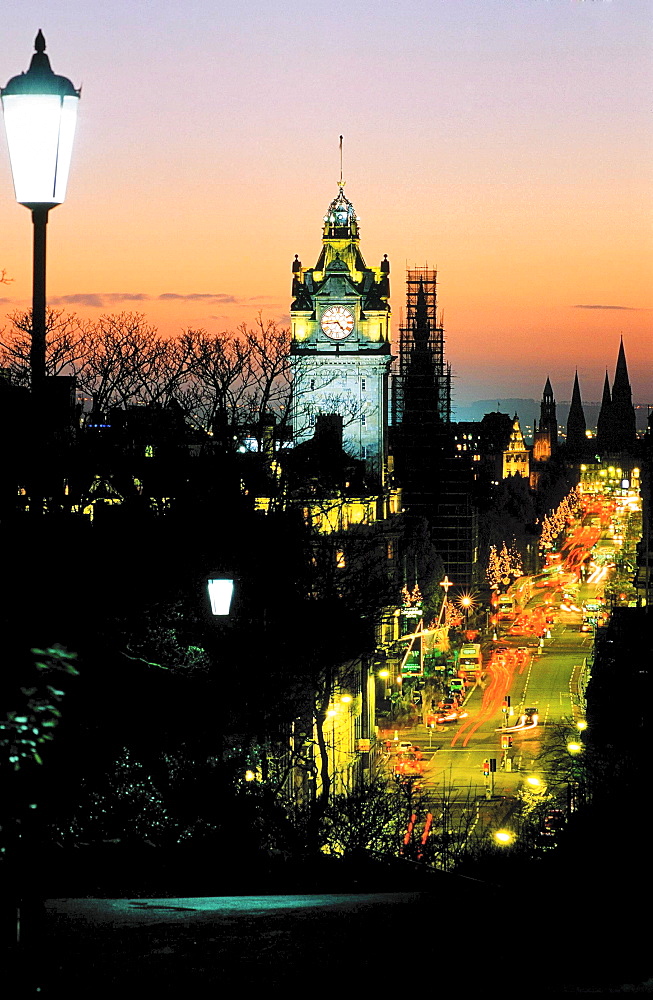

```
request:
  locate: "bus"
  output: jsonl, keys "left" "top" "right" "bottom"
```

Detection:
{"left": 458, "top": 643, "right": 483, "bottom": 685}
{"left": 497, "top": 594, "right": 515, "bottom": 620}
{"left": 581, "top": 601, "right": 604, "bottom": 632}
{"left": 497, "top": 576, "right": 533, "bottom": 620}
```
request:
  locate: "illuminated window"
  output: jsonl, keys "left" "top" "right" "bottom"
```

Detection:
{"left": 387, "top": 541, "right": 394, "bottom": 560}
{"left": 336, "top": 549, "right": 346, "bottom": 568}
{"left": 145, "top": 444, "right": 154, "bottom": 458}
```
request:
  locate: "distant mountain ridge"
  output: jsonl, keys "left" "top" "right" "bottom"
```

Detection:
{"left": 452, "top": 398, "right": 650, "bottom": 439}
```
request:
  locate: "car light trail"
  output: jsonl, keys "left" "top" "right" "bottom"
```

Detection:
{"left": 496, "top": 713, "right": 538, "bottom": 733}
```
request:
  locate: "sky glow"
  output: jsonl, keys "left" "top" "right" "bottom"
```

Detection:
{"left": 0, "top": 1, "right": 650, "bottom": 406}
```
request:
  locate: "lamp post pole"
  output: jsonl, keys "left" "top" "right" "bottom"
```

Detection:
{"left": 1, "top": 29, "right": 80, "bottom": 443}
{"left": 31, "top": 206, "right": 48, "bottom": 394}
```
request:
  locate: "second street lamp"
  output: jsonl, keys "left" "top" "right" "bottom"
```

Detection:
{"left": 1, "top": 30, "right": 80, "bottom": 396}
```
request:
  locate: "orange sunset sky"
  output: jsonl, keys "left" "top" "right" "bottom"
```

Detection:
{"left": 1, "top": 1, "right": 651, "bottom": 409}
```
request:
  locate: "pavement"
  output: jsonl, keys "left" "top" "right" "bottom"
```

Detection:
{"left": 13, "top": 888, "right": 502, "bottom": 994}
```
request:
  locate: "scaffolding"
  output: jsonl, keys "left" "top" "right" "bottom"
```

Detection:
{"left": 392, "top": 267, "right": 451, "bottom": 426}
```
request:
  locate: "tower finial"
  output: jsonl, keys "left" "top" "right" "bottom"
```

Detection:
{"left": 338, "top": 134, "right": 344, "bottom": 188}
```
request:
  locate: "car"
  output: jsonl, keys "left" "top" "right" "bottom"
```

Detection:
{"left": 439, "top": 694, "right": 462, "bottom": 709}
{"left": 435, "top": 706, "right": 468, "bottom": 724}
{"left": 391, "top": 740, "right": 420, "bottom": 754}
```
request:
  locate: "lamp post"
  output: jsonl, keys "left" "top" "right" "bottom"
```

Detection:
{"left": 1, "top": 31, "right": 80, "bottom": 396}
{"left": 327, "top": 707, "right": 337, "bottom": 791}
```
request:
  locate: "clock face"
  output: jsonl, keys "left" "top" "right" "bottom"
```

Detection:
{"left": 321, "top": 305, "right": 354, "bottom": 340}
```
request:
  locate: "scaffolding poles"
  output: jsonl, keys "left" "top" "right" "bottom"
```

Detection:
{"left": 393, "top": 267, "right": 450, "bottom": 426}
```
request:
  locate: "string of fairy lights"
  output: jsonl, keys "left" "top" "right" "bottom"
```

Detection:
{"left": 537, "top": 486, "right": 582, "bottom": 555}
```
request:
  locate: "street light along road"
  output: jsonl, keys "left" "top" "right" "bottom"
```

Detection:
{"left": 1, "top": 30, "right": 81, "bottom": 394}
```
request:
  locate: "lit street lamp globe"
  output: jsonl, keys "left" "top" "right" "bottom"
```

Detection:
{"left": 206, "top": 575, "right": 235, "bottom": 616}
{"left": 1, "top": 30, "right": 80, "bottom": 208}
{"left": 494, "top": 830, "right": 515, "bottom": 847}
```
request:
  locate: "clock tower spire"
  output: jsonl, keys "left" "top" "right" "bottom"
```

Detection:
{"left": 290, "top": 168, "right": 392, "bottom": 485}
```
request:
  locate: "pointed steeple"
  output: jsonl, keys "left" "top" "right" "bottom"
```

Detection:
{"left": 413, "top": 278, "right": 430, "bottom": 346}
{"left": 540, "top": 377, "right": 556, "bottom": 427}
{"left": 608, "top": 337, "right": 637, "bottom": 449}
{"left": 602, "top": 371, "right": 611, "bottom": 405}
{"left": 534, "top": 376, "right": 557, "bottom": 460}
{"left": 596, "top": 370, "right": 615, "bottom": 453}
{"left": 565, "top": 370, "right": 587, "bottom": 457}
{"left": 612, "top": 336, "right": 632, "bottom": 407}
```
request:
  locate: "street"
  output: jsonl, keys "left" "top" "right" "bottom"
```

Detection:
{"left": 382, "top": 507, "right": 611, "bottom": 846}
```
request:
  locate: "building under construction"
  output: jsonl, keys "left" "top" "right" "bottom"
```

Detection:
{"left": 392, "top": 267, "right": 451, "bottom": 427}
{"left": 391, "top": 267, "right": 479, "bottom": 589}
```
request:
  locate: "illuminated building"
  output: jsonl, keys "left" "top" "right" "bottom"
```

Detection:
{"left": 502, "top": 414, "right": 530, "bottom": 480}
{"left": 532, "top": 377, "right": 558, "bottom": 463}
{"left": 290, "top": 182, "right": 391, "bottom": 486}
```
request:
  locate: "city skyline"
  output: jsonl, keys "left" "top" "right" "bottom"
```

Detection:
{"left": 0, "top": 1, "right": 650, "bottom": 407}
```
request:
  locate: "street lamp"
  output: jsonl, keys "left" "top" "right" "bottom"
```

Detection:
{"left": 494, "top": 829, "right": 515, "bottom": 847}
{"left": 206, "top": 575, "right": 234, "bottom": 616}
{"left": 1, "top": 31, "right": 80, "bottom": 394}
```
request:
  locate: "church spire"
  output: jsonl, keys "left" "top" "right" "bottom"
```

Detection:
{"left": 596, "top": 371, "right": 613, "bottom": 453}
{"left": 612, "top": 336, "right": 632, "bottom": 407}
{"left": 601, "top": 371, "right": 611, "bottom": 407}
{"left": 533, "top": 376, "right": 557, "bottom": 461}
{"left": 413, "top": 278, "right": 430, "bottom": 346}
{"left": 607, "top": 337, "right": 637, "bottom": 450}
{"left": 565, "top": 370, "right": 587, "bottom": 457}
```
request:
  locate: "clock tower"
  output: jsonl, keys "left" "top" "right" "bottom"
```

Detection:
{"left": 290, "top": 183, "right": 392, "bottom": 485}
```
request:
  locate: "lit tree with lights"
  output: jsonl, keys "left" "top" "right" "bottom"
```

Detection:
{"left": 486, "top": 545, "right": 501, "bottom": 590}
{"left": 499, "top": 542, "right": 512, "bottom": 583}
{"left": 509, "top": 539, "right": 523, "bottom": 579}
{"left": 539, "top": 486, "right": 583, "bottom": 554}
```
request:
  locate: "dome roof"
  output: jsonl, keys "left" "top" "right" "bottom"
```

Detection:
{"left": 323, "top": 185, "right": 357, "bottom": 229}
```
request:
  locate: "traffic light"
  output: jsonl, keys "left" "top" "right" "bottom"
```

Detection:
{"left": 489, "top": 758, "right": 497, "bottom": 772}
{"left": 501, "top": 734, "right": 513, "bottom": 749}
{"left": 483, "top": 759, "right": 490, "bottom": 776}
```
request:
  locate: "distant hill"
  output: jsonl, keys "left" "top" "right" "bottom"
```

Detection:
{"left": 452, "top": 398, "right": 651, "bottom": 441}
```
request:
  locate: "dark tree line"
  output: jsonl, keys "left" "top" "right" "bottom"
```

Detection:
{"left": 0, "top": 309, "right": 293, "bottom": 450}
